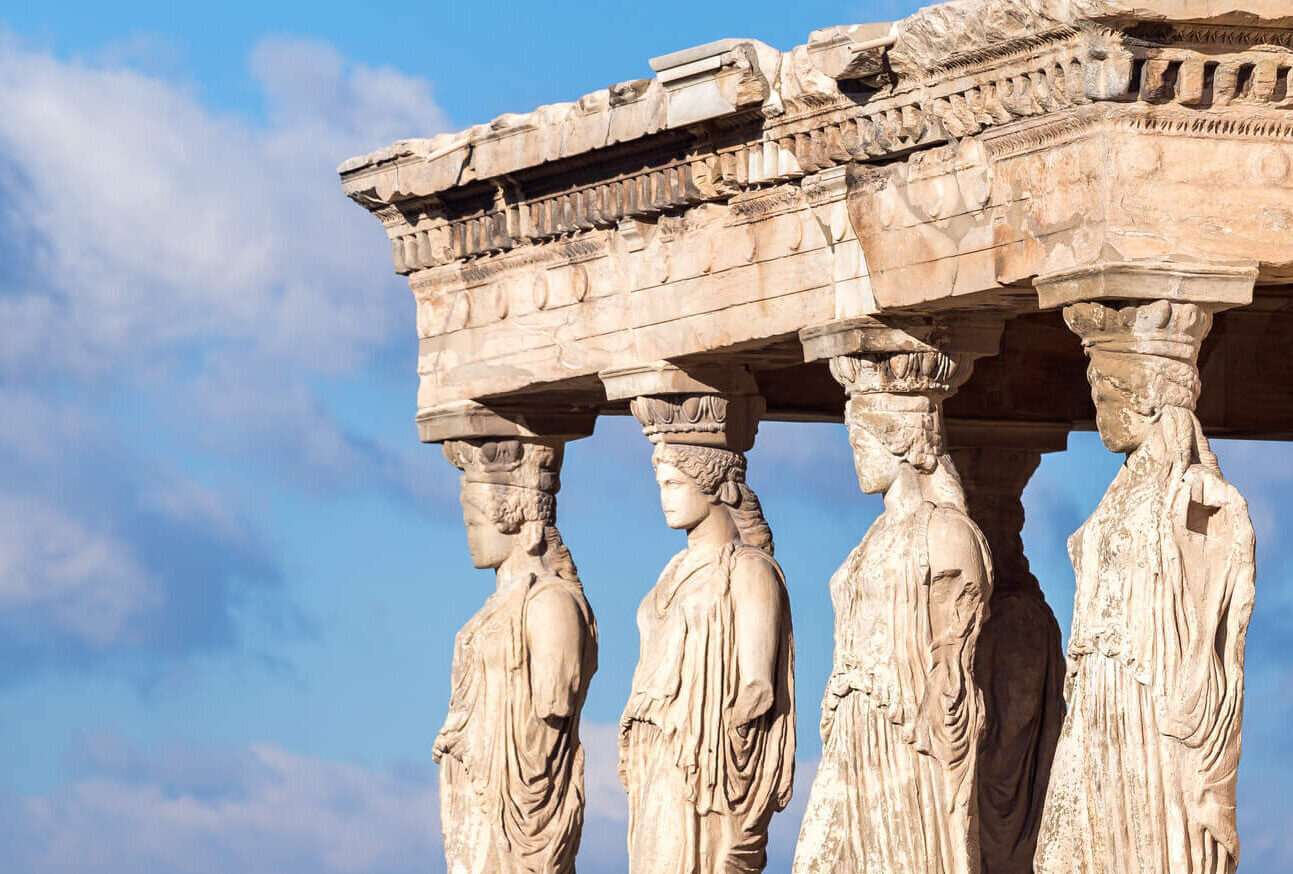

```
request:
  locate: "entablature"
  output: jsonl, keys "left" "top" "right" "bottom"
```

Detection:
{"left": 339, "top": 0, "right": 1293, "bottom": 444}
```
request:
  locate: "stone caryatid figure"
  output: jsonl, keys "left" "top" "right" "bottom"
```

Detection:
{"left": 795, "top": 350, "right": 993, "bottom": 874}
{"left": 618, "top": 392, "right": 795, "bottom": 874}
{"left": 1035, "top": 301, "right": 1256, "bottom": 874}
{"left": 436, "top": 438, "right": 598, "bottom": 874}
{"left": 953, "top": 444, "right": 1065, "bottom": 874}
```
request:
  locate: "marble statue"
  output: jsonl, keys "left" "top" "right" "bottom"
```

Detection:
{"left": 1035, "top": 301, "right": 1256, "bottom": 874}
{"left": 954, "top": 446, "right": 1065, "bottom": 874}
{"left": 619, "top": 394, "right": 795, "bottom": 874}
{"left": 795, "top": 351, "right": 992, "bottom": 874}
{"left": 435, "top": 438, "right": 598, "bottom": 874}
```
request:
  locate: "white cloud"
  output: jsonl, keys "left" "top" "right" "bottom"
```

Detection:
{"left": 0, "top": 725, "right": 652, "bottom": 874}
{"left": 580, "top": 720, "right": 629, "bottom": 824}
{"left": 0, "top": 30, "right": 444, "bottom": 374}
{"left": 0, "top": 724, "right": 1284, "bottom": 874}
{"left": 0, "top": 493, "right": 158, "bottom": 647}
{"left": 0, "top": 32, "right": 452, "bottom": 663}
{"left": 3, "top": 741, "right": 442, "bottom": 874}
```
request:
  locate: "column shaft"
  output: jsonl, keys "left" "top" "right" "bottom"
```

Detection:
{"left": 952, "top": 444, "right": 1065, "bottom": 874}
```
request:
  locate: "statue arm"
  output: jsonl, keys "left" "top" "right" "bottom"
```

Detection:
{"left": 526, "top": 587, "right": 587, "bottom": 721}
{"left": 1161, "top": 464, "right": 1256, "bottom": 745}
{"left": 729, "top": 553, "right": 784, "bottom": 727}
{"left": 922, "top": 508, "right": 990, "bottom": 757}
{"left": 927, "top": 508, "right": 990, "bottom": 653}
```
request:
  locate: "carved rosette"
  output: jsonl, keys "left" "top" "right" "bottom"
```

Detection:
{"left": 1034, "top": 293, "right": 1256, "bottom": 874}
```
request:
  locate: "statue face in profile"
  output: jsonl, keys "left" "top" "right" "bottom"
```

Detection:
{"left": 848, "top": 421, "right": 902, "bottom": 495}
{"left": 655, "top": 460, "right": 712, "bottom": 531}
{"left": 460, "top": 484, "right": 515, "bottom": 570}
{"left": 1090, "top": 368, "right": 1154, "bottom": 455}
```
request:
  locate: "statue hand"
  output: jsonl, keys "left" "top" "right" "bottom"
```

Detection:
{"left": 915, "top": 653, "right": 965, "bottom": 759}
{"left": 730, "top": 679, "right": 774, "bottom": 730}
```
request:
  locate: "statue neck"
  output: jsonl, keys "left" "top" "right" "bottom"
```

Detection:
{"left": 1126, "top": 416, "right": 1181, "bottom": 476}
{"left": 884, "top": 462, "right": 937, "bottom": 516}
{"left": 496, "top": 547, "right": 548, "bottom": 591}
{"left": 687, "top": 504, "right": 740, "bottom": 552}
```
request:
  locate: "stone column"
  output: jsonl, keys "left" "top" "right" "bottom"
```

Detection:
{"left": 793, "top": 316, "right": 1001, "bottom": 874}
{"left": 600, "top": 363, "right": 795, "bottom": 874}
{"left": 424, "top": 401, "right": 599, "bottom": 874}
{"left": 947, "top": 424, "right": 1067, "bottom": 874}
{"left": 1032, "top": 262, "right": 1259, "bottom": 874}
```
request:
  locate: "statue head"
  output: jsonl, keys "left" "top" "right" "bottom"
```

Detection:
{"left": 443, "top": 439, "right": 578, "bottom": 579}
{"left": 831, "top": 351, "right": 965, "bottom": 495}
{"left": 1064, "top": 301, "right": 1210, "bottom": 454}
{"left": 650, "top": 442, "right": 774, "bottom": 553}
{"left": 456, "top": 481, "right": 552, "bottom": 569}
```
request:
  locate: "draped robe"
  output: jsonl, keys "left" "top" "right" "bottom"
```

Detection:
{"left": 1035, "top": 441, "right": 1254, "bottom": 874}
{"left": 794, "top": 501, "right": 991, "bottom": 874}
{"left": 619, "top": 542, "right": 795, "bottom": 874}
{"left": 434, "top": 572, "right": 597, "bottom": 874}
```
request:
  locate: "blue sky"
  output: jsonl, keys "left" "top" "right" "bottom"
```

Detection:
{"left": 1, "top": 2, "right": 1291, "bottom": 872}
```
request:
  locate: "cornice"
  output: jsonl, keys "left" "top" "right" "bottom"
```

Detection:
{"left": 343, "top": 2, "right": 1293, "bottom": 285}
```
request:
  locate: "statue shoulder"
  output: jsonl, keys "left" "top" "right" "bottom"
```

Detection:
{"left": 526, "top": 577, "right": 591, "bottom": 631}
{"left": 731, "top": 545, "right": 786, "bottom": 584}
{"left": 926, "top": 504, "right": 990, "bottom": 576}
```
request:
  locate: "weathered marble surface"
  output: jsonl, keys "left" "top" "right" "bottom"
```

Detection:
{"left": 794, "top": 348, "right": 992, "bottom": 874}
{"left": 339, "top": 0, "right": 1293, "bottom": 430}
{"left": 954, "top": 445, "right": 1065, "bottom": 874}
{"left": 1036, "top": 299, "right": 1256, "bottom": 874}
{"left": 436, "top": 439, "right": 598, "bottom": 874}
{"left": 617, "top": 390, "right": 795, "bottom": 874}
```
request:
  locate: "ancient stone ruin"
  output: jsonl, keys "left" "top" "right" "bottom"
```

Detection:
{"left": 339, "top": 0, "right": 1288, "bottom": 870}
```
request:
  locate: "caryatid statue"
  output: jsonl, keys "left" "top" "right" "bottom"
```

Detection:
{"left": 795, "top": 348, "right": 993, "bottom": 874}
{"left": 436, "top": 437, "right": 598, "bottom": 874}
{"left": 951, "top": 440, "right": 1065, "bottom": 874}
{"left": 1035, "top": 300, "right": 1255, "bottom": 874}
{"left": 618, "top": 391, "right": 795, "bottom": 874}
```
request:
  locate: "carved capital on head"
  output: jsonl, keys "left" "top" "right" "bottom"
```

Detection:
{"left": 442, "top": 438, "right": 564, "bottom": 497}
{"left": 828, "top": 349, "right": 972, "bottom": 402}
{"left": 806, "top": 315, "right": 1002, "bottom": 478}
{"left": 804, "top": 313, "right": 1003, "bottom": 411}
{"left": 602, "top": 362, "right": 765, "bottom": 452}
{"left": 801, "top": 314, "right": 1003, "bottom": 363}
{"left": 1064, "top": 298, "right": 1212, "bottom": 362}
{"left": 628, "top": 392, "right": 765, "bottom": 453}
{"left": 1064, "top": 299, "right": 1214, "bottom": 414}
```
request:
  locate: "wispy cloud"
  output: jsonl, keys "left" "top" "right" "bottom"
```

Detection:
{"left": 2, "top": 734, "right": 442, "bottom": 874}
{"left": 0, "top": 726, "right": 824, "bottom": 874}
{"left": 0, "top": 31, "right": 450, "bottom": 678}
